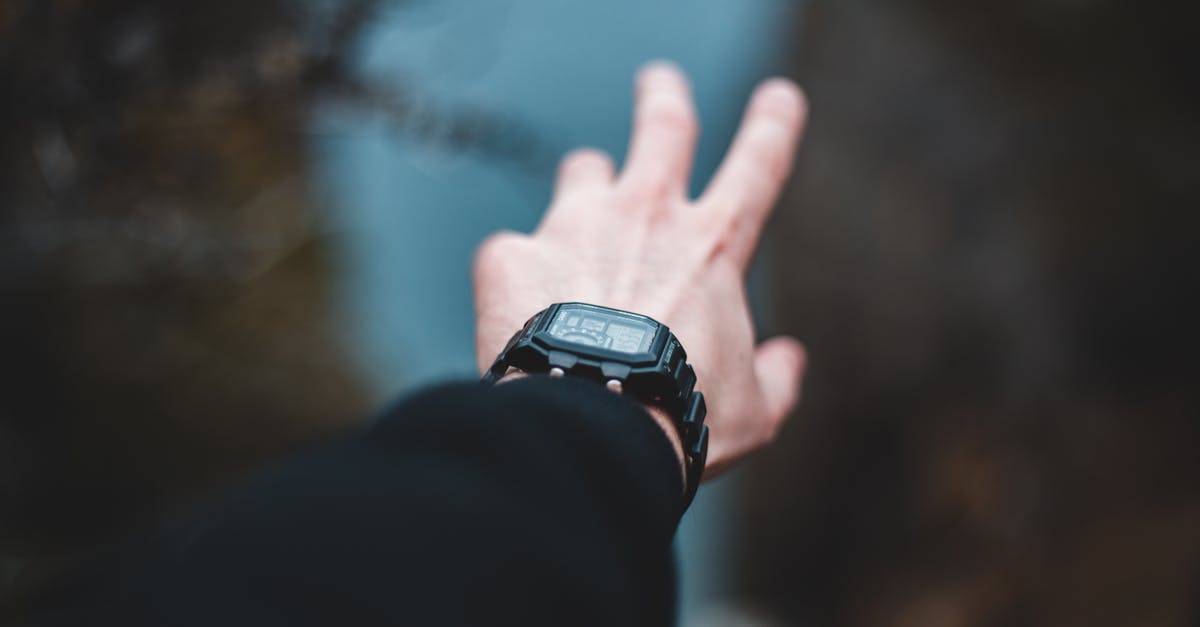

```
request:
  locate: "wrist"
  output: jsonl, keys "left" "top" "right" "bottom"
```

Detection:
{"left": 641, "top": 404, "right": 688, "bottom": 490}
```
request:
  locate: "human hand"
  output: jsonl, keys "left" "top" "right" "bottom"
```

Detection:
{"left": 473, "top": 61, "right": 809, "bottom": 477}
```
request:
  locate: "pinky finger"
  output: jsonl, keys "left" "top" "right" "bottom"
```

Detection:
{"left": 753, "top": 335, "right": 807, "bottom": 431}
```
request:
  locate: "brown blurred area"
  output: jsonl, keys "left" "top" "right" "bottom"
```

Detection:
{"left": 745, "top": 1, "right": 1200, "bottom": 625}
{"left": 3, "top": 0, "right": 1199, "bottom": 625}
{"left": 0, "top": 0, "right": 530, "bottom": 613}
{"left": 0, "top": 0, "right": 376, "bottom": 604}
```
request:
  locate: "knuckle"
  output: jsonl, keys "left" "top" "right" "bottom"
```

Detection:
{"left": 472, "top": 230, "right": 527, "bottom": 277}
{"left": 712, "top": 237, "right": 741, "bottom": 267}
{"left": 696, "top": 228, "right": 731, "bottom": 265}
{"left": 704, "top": 212, "right": 741, "bottom": 249}
{"left": 762, "top": 412, "right": 787, "bottom": 444}
{"left": 745, "top": 123, "right": 793, "bottom": 181}
{"left": 640, "top": 93, "right": 698, "bottom": 137}
{"left": 758, "top": 152, "right": 789, "bottom": 184}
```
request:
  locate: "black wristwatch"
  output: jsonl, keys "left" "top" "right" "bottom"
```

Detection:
{"left": 481, "top": 302, "right": 709, "bottom": 514}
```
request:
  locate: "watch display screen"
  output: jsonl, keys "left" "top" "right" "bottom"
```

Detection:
{"left": 547, "top": 307, "right": 655, "bottom": 354}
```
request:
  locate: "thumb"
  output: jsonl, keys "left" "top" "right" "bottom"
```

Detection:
{"left": 753, "top": 336, "right": 807, "bottom": 423}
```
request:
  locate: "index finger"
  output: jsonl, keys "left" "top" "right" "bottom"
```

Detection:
{"left": 698, "top": 79, "right": 807, "bottom": 267}
{"left": 618, "top": 61, "right": 700, "bottom": 204}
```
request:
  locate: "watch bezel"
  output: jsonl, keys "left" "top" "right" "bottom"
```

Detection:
{"left": 528, "top": 302, "right": 667, "bottom": 366}
{"left": 497, "top": 303, "right": 692, "bottom": 404}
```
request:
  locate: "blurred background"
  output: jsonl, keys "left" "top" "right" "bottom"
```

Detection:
{"left": 2, "top": 1, "right": 1198, "bottom": 625}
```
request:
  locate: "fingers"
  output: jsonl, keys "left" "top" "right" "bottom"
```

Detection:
{"left": 617, "top": 61, "right": 700, "bottom": 203}
{"left": 700, "top": 78, "right": 807, "bottom": 267}
{"left": 753, "top": 336, "right": 807, "bottom": 430}
{"left": 553, "top": 148, "right": 615, "bottom": 200}
{"left": 539, "top": 148, "right": 615, "bottom": 233}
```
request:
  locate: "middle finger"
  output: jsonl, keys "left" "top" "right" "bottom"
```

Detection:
{"left": 617, "top": 61, "right": 700, "bottom": 204}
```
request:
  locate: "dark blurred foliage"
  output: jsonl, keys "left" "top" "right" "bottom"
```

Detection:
{"left": 3, "top": 0, "right": 1199, "bottom": 624}
{"left": 0, "top": 0, "right": 390, "bottom": 606}
{"left": 0, "top": 0, "right": 546, "bottom": 612}
{"left": 747, "top": 0, "right": 1200, "bottom": 625}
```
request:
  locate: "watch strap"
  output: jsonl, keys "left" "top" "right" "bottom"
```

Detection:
{"left": 482, "top": 306, "right": 708, "bottom": 517}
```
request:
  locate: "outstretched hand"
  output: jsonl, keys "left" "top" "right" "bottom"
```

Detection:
{"left": 473, "top": 62, "right": 809, "bottom": 478}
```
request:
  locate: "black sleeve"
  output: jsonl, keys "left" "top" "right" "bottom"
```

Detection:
{"left": 38, "top": 376, "right": 685, "bottom": 627}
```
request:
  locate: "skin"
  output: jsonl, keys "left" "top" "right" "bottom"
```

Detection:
{"left": 476, "top": 61, "right": 809, "bottom": 480}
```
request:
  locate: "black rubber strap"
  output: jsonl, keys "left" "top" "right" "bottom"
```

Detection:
{"left": 481, "top": 306, "right": 708, "bottom": 516}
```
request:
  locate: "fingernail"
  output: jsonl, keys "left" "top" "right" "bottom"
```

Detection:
{"left": 756, "top": 78, "right": 806, "bottom": 109}
{"left": 638, "top": 60, "right": 688, "bottom": 89}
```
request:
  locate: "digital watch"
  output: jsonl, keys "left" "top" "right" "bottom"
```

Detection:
{"left": 482, "top": 302, "right": 709, "bottom": 514}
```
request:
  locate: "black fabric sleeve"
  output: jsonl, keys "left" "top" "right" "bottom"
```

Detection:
{"left": 32, "top": 376, "right": 685, "bottom": 627}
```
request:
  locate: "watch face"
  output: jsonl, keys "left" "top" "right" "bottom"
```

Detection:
{"left": 547, "top": 306, "right": 656, "bottom": 355}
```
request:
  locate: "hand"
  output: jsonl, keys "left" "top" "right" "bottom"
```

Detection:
{"left": 473, "top": 62, "right": 809, "bottom": 478}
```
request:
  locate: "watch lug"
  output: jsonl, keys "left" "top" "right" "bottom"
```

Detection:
{"left": 681, "top": 391, "right": 706, "bottom": 437}
{"left": 676, "top": 364, "right": 696, "bottom": 400}
{"left": 547, "top": 350, "right": 580, "bottom": 371}
{"left": 690, "top": 423, "right": 709, "bottom": 459}
{"left": 600, "top": 362, "right": 632, "bottom": 381}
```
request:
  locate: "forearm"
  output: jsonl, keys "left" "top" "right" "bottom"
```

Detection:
{"left": 66, "top": 379, "right": 684, "bottom": 627}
